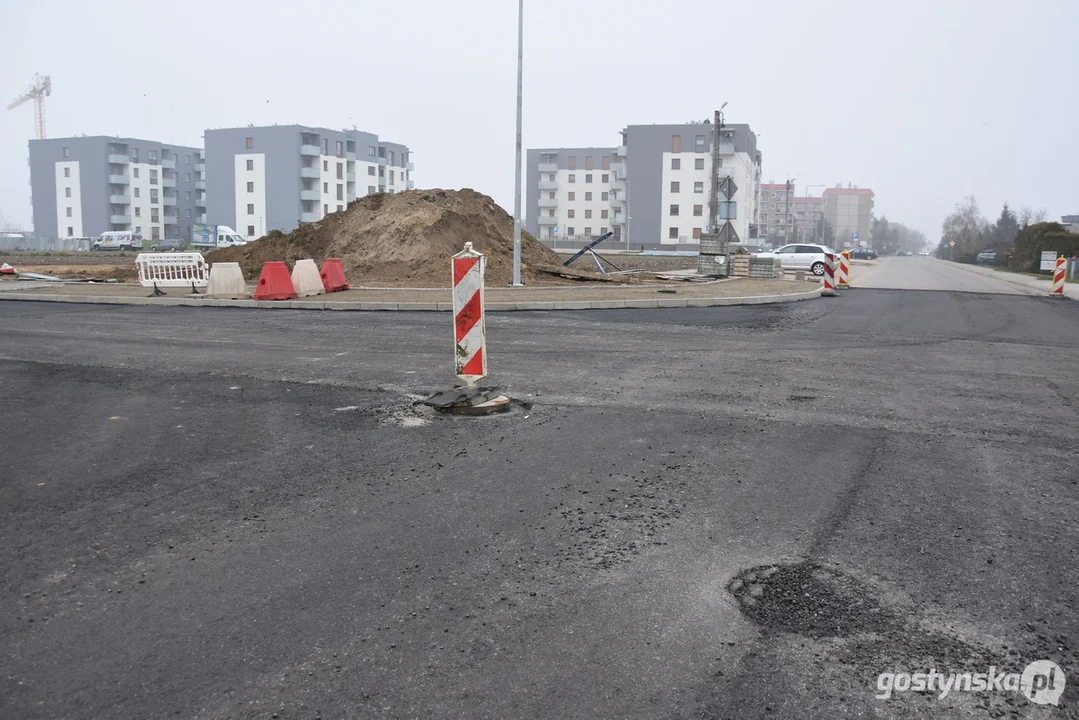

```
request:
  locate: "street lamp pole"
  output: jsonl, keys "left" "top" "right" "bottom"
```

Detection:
{"left": 511, "top": 0, "right": 525, "bottom": 286}
{"left": 804, "top": 183, "right": 826, "bottom": 245}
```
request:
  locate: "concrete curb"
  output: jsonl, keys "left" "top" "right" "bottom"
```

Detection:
{"left": 0, "top": 285, "right": 822, "bottom": 311}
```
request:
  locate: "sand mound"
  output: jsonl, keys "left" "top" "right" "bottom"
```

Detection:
{"left": 206, "top": 189, "right": 563, "bottom": 287}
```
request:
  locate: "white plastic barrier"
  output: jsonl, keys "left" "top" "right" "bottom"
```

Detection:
{"left": 135, "top": 252, "right": 209, "bottom": 295}
{"left": 206, "top": 262, "right": 250, "bottom": 297}
{"left": 290, "top": 258, "right": 326, "bottom": 297}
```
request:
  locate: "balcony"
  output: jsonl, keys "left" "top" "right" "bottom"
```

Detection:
{"left": 107, "top": 153, "right": 129, "bottom": 164}
{"left": 346, "top": 152, "right": 356, "bottom": 161}
{"left": 108, "top": 174, "right": 129, "bottom": 184}
{"left": 347, "top": 172, "right": 356, "bottom": 183}
{"left": 161, "top": 158, "right": 176, "bottom": 169}
{"left": 538, "top": 197, "right": 558, "bottom": 208}
{"left": 615, "top": 146, "right": 627, "bottom": 157}
{"left": 300, "top": 212, "right": 320, "bottom": 223}
{"left": 163, "top": 216, "right": 178, "bottom": 225}
{"left": 407, "top": 162, "right": 415, "bottom": 172}
{"left": 195, "top": 180, "right": 206, "bottom": 190}
{"left": 611, "top": 179, "right": 626, "bottom": 193}
{"left": 300, "top": 144, "right": 320, "bottom": 156}
{"left": 407, "top": 181, "right": 415, "bottom": 190}
{"left": 195, "top": 196, "right": 206, "bottom": 208}
{"left": 163, "top": 195, "right": 177, "bottom": 206}
{"left": 538, "top": 162, "right": 558, "bottom": 173}
{"left": 109, "top": 194, "right": 130, "bottom": 204}
{"left": 538, "top": 180, "right": 558, "bottom": 191}
{"left": 300, "top": 190, "right": 320, "bottom": 201}
{"left": 109, "top": 214, "right": 131, "bottom": 224}
{"left": 537, "top": 215, "right": 558, "bottom": 226}
{"left": 195, "top": 163, "right": 205, "bottom": 173}
{"left": 610, "top": 193, "right": 622, "bottom": 208}
{"left": 162, "top": 177, "right": 176, "bottom": 188}
{"left": 300, "top": 167, "right": 320, "bottom": 179}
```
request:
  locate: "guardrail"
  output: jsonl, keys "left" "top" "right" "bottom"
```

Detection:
{"left": 135, "top": 252, "right": 209, "bottom": 296}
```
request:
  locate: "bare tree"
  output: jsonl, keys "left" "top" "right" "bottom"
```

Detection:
{"left": 1017, "top": 206, "right": 1049, "bottom": 227}
{"left": 941, "top": 196, "right": 989, "bottom": 258}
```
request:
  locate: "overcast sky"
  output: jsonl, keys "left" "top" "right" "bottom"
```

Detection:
{"left": 1, "top": 0, "right": 1076, "bottom": 236}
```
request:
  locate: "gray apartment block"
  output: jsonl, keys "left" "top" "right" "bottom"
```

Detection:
{"left": 525, "top": 147, "right": 617, "bottom": 244}
{"left": 205, "top": 125, "right": 413, "bottom": 238}
{"left": 29, "top": 136, "right": 202, "bottom": 242}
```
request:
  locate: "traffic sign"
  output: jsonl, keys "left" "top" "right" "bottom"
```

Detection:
{"left": 719, "top": 177, "right": 738, "bottom": 200}
{"left": 949, "top": 240, "right": 956, "bottom": 247}
{"left": 852, "top": 232, "right": 859, "bottom": 240}
{"left": 1040, "top": 251, "right": 1057, "bottom": 271}
{"left": 717, "top": 221, "right": 739, "bottom": 244}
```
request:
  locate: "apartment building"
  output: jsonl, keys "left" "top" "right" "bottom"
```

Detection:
{"left": 757, "top": 182, "right": 794, "bottom": 246}
{"left": 823, "top": 185, "right": 875, "bottom": 247}
{"left": 525, "top": 148, "right": 618, "bottom": 244}
{"left": 29, "top": 136, "right": 202, "bottom": 242}
{"left": 792, "top": 196, "right": 826, "bottom": 244}
{"left": 527, "top": 121, "right": 761, "bottom": 251}
{"left": 205, "top": 125, "right": 413, "bottom": 239}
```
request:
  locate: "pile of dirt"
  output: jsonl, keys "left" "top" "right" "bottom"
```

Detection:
{"left": 206, "top": 189, "right": 565, "bottom": 287}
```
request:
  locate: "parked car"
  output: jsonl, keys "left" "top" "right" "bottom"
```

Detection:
{"left": 150, "top": 239, "right": 187, "bottom": 252}
{"left": 755, "top": 243, "right": 835, "bottom": 276}
{"left": 849, "top": 247, "right": 878, "bottom": 260}
{"left": 976, "top": 250, "right": 997, "bottom": 264}
{"left": 92, "top": 231, "right": 144, "bottom": 252}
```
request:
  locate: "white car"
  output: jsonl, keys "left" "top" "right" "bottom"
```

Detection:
{"left": 755, "top": 243, "right": 836, "bottom": 276}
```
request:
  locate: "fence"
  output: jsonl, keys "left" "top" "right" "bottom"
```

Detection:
{"left": 135, "top": 252, "right": 209, "bottom": 295}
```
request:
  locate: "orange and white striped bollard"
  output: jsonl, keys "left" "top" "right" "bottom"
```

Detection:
{"left": 452, "top": 242, "right": 488, "bottom": 385}
{"left": 1050, "top": 255, "right": 1066, "bottom": 297}
{"left": 837, "top": 250, "right": 851, "bottom": 288}
{"left": 822, "top": 253, "right": 837, "bottom": 297}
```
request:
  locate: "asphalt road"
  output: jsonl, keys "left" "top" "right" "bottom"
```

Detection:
{"left": 1, "top": 290, "right": 1077, "bottom": 719}
{"left": 850, "top": 255, "right": 1053, "bottom": 295}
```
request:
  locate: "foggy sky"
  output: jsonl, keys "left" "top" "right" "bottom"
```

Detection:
{"left": 1, "top": 0, "right": 1076, "bottom": 237}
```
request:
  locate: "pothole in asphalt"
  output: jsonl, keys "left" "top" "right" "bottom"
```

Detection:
{"left": 728, "top": 561, "right": 897, "bottom": 637}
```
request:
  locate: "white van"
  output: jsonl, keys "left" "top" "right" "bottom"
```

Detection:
{"left": 92, "top": 231, "right": 144, "bottom": 252}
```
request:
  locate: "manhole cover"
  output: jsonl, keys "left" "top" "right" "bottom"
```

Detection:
{"left": 728, "top": 561, "right": 896, "bottom": 637}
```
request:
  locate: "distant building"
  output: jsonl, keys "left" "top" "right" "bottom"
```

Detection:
{"left": 527, "top": 120, "right": 762, "bottom": 251}
{"left": 205, "top": 125, "right": 413, "bottom": 239}
{"left": 29, "top": 136, "right": 202, "bottom": 241}
{"left": 792, "top": 196, "right": 827, "bottom": 244}
{"left": 758, "top": 182, "right": 794, "bottom": 246}
{"left": 823, "top": 185, "right": 875, "bottom": 247}
{"left": 1062, "top": 215, "right": 1079, "bottom": 234}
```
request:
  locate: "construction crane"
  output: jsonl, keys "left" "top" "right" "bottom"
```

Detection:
{"left": 7, "top": 73, "right": 52, "bottom": 140}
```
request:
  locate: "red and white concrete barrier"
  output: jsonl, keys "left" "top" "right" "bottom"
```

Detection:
{"left": 822, "top": 253, "right": 837, "bottom": 297}
{"left": 452, "top": 242, "right": 487, "bottom": 385}
{"left": 1050, "top": 255, "right": 1066, "bottom": 297}
{"left": 836, "top": 250, "right": 850, "bottom": 288}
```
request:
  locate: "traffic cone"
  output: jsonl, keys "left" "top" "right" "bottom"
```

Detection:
{"left": 320, "top": 258, "right": 350, "bottom": 293}
{"left": 254, "top": 261, "right": 297, "bottom": 300}
{"left": 0, "top": 263, "right": 16, "bottom": 275}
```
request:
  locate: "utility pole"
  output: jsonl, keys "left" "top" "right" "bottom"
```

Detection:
{"left": 510, "top": 0, "right": 524, "bottom": 286}
{"left": 709, "top": 106, "right": 725, "bottom": 232}
{"left": 784, "top": 177, "right": 793, "bottom": 245}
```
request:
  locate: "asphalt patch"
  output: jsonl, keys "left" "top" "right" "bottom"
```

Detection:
{"left": 728, "top": 561, "right": 897, "bottom": 637}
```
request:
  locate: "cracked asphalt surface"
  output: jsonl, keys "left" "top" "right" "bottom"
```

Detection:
{"left": 1, "top": 275, "right": 1077, "bottom": 718}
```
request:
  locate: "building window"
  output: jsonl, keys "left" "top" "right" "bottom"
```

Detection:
{"left": 670, "top": 205, "right": 679, "bottom": 216}
{"left": 65, "top": 207, "right": 72, "bottom": 217}
{"left": 248, "top": 225, "right": 255, "bottom": 236}
{"left": 584, "top": 227, "right": 592, "bottom": 236}
{"left": 185, "top": 191, "right": 191, "bottom": 200}
{"left": 585, "top": 156, "right": 594, "bottom": 171}
{"left": 585, "top": 174, "right": 592, "bottom": 184}
{"left": 693, "top": 205, "right": 703, "bottom": 216}
{"left": 150, "top": 169, "right": 158, "bottom": 185}
{"left": 585, "top": 192, "right": 592, "bottom": 201}
{"left": 322, "top": 139, "right": 329, "bottom": 155}
{"left": 695, "top": 135, "right": 706, "bottom": 152}
{"left": 133, "top": 168, "right": 139, "bottom": 178}
{"left": 247, "top": 204, "right": 255, "bottom": 214}
{"left": 337, "top": 185, "right": 344, "bottom": 201}
{"left": 67, "top": 226, "right": 73, "bottom": 236}
{"left": 548, "top": 209, "right": 555, "bottom": 217}
{"left": 670, "top": 181, "right": 680, "bottom": 193}
{"left": 135, "top": 226, "right": 141, "bottom": 233}
{"left": 184, "top": 173, "right": 191, "bottom": 182}
{"left": 568, "top": 156, "right": 576, "bottom": 170}
{"left": 669, "top": 227, "right": 678, "bottom": 239}
{"left": 567, "top": 227, "right": 575, "bottom": 236}
{"left": 389, "top": 151, "right": 395, "bottom": 164}
{"left": 601, "top": 192, "right": 609, "bottom": 201}
{"left": 337, "top": 204, "right": 343, "bottom": 212}
{"left": 369, "top": 146, "right": 377, "bottom": 156}
{"left": 247, "top": 182, "right": 254, "bottom": 192}
{"left": 63, "top": 167, "right": 70, "bottom": 178}
{"left": 601, "top": 209, "right": 608, "bottom": 219}
{"left": 368, "top": 166, "right": 376, "bottom": 176}
{"left": 693, "top": 227, "right": 702, "bottom": 239}
{"left": 337, "top": 163, "right": 343, "bottom": 179}
{"left": 378, "top": 146, "right": 386, "bottom": 158}
{"left": 151, "top": 208, "right": 159, "bottom": 221}
{"left": 324, "top": 204, "right": 329, "bottom": 215}
{"left": 602, "top": 156, "right": 610, "bottom": 170}
{"left": 390, "top": 170, "right": 395, "bottom": 183}
{"left": 323, "top": 182, "right": 328, "bottom": 192}
{"left": 322, "top": 160, "right": 328, "bottom": 171}
{"left": 368, "top": 185, "right": 376, "bottom": 194}
{"left": 600, "top": 227, "right": 607, "bottom": 234}
{"left": 336, "top": 141, "right": 344, "bottom": 157}
{"left": 64, "top": 187, "right": 71, "bottom": 198}
{"left": 135, "top": 207, "right": 141, "bottom": 217}
{"left": 186, "top": 209, "right": 191, "bottom": 218}
{"left": 568, "top": 192, "right": 575, "bottom": 201}
{"left": 134, "top": 187, "right": 140, "bottom": 198}
{"left": 245, "top": 159, "right": 254, "bottom": 171}
{"left": 245, "top": 137, "right": 254, "bottom": 149}
{"left": 378, "top": 166, "right": 385, "bottom": 178}
{"left": 585, "top": 209, "right": 592, "bottom": 219}
{"left": 185, "top": 154, "right": 190, "bottom": 164}
{"left": 568, "top": 209, "right": 575, "bottom": 218}
{"left": 149, "top": 150, "right": 157, "bottom": 162}
{"left": 694, "top": 181, "right": 704, "bottom": 193}
{"left": 568, "top": 174, "right": 575, "bottom": 183}
{"left": 671, "top": 135, "right": 682, "bottom": 153}
{"left": 63, "top": 147, "right": 70, "bottom": 158}
{"left": 548, "top": 191, "right": 555, "bottom": 199}
{"left": 695, "top": 158, "right": 705, "bottom": 170}
{"left": 672, "top": 158, "right": 681, "bottom": 170}
{"left": 152, "top": 226, "right": 160, "bottom": 240}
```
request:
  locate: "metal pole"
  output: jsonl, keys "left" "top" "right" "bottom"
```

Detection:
{"left": 511, "top": 0, "right": 524, "bottom": 286}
